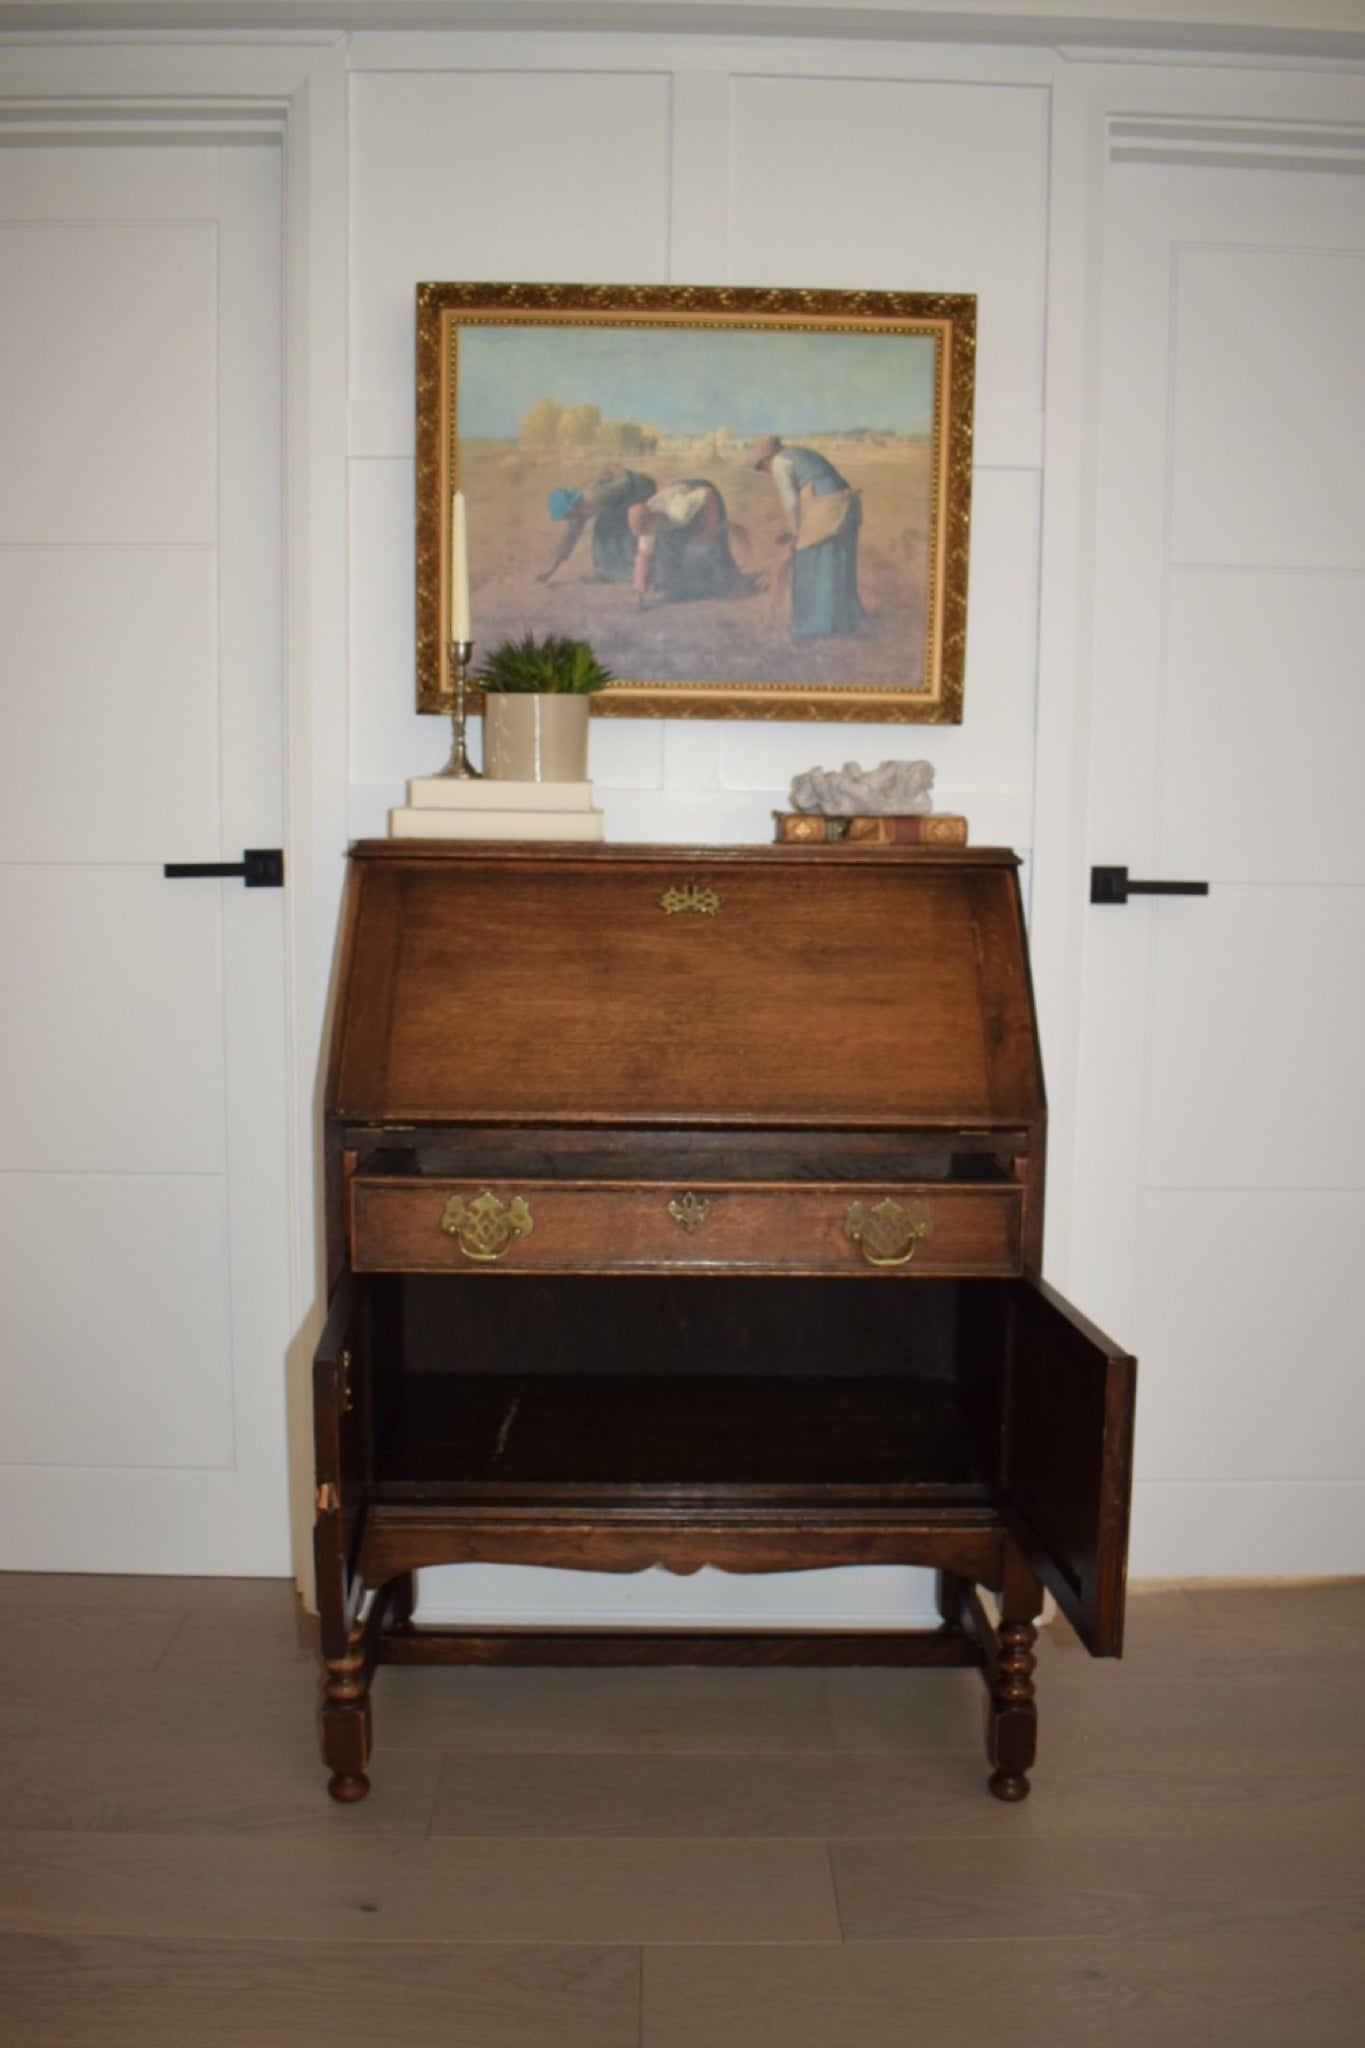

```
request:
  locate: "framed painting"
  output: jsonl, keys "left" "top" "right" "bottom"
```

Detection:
{"left": 415, "top": 282, "right": 975, "bottom": 723}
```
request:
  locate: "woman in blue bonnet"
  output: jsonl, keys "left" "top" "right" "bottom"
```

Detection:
{"left": 539, "top": 467, "right": 657, "bottom": 585}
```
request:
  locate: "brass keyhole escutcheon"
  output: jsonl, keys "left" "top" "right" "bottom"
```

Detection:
{"left": 667, "top": 1192, "right": 711, "bottom": 1234}
{"left": 441, "top": 1190, "right": 535, "bottom": 1262}
{"left": 844, "top": 1198, "right": 932, "bottom": 1268}
{"left": 660, "top": 882, "right": 722, "bottom": 916}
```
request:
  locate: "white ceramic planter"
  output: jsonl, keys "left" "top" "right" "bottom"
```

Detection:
{"left": 483, "top": 694, "right": 591, "bottom": 782}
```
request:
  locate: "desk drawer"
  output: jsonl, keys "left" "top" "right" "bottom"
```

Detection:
{"left": 349, "top": 1179, "right": 1022, "bottom": 1277}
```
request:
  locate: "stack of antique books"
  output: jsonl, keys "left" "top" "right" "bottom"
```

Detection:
{"left": 773, "top": 812, "right": 968, "bottom": 846}
{"left": 390, "top": 777, "right": 604, "bottom": 842}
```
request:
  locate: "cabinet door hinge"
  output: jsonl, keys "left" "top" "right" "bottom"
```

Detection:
{"left": 315, "top": 1481, "right": 341, "bottom": 1514}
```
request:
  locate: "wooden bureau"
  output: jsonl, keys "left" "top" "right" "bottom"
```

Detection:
{"left": 313, "top": 841, "right": 1135, "bottom": 1802}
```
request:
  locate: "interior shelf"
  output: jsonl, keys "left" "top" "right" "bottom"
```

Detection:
{"left": 368, "top": 1272, "right": 1003, "bottom": 1493}
{"left": 375, "top": 1370, "right": 992, "bottom": 1490}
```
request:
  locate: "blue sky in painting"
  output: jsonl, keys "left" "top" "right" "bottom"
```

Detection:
{"left": 459, "top": 324, "right": 938, "bottom": 440}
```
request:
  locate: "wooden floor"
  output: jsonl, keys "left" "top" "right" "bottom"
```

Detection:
{"left": 1, "top": 1576, "right": 1362, "bottom": 2046}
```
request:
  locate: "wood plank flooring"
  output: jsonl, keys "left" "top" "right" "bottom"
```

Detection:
{"left": 1, "top": 1575, "right": 1362, "bottom": 2045}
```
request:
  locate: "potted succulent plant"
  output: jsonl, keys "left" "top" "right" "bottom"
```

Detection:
{"left": 475, "top": 633, "right": 613, "bottom": 783}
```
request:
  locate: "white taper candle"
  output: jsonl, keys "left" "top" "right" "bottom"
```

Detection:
{"left": 450, "top": 489, "right": 471, "bottom": 642}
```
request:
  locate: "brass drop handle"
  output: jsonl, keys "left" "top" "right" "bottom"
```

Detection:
{"left": 668, "top": 1192, "right": 711, "bottom": 1233}
{"left": 844, "top": 1198, "right": 932, "bottom": 1268}
{"left": 440, "top": 1190, "right": 535, "bottom": 1262}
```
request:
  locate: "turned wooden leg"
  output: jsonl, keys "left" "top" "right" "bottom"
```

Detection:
{"left": 321, "top": 1642, "right": 372, "bottom": 1802}
{"left": 988, "top": 1616, "right": 1038, "bottom": 1801}
{"left": 987, "top": 1551, "right": 1042, "bottom": 1802}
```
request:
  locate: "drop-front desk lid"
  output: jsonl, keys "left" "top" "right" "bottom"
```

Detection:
{"left": 328, "top": 841, "right": 1045, "bottom": 1130}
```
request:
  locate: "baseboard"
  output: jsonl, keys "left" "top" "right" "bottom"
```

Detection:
{"left": 1130, "top": 1480, "right": 1365, "bottom": 1579}
{"left": 413, "top": 1562, "right": 944, "bottom": 1631}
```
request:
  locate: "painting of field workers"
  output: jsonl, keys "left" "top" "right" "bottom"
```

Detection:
{"left": 451, "top": 318, "right": 955, "bottom": 711}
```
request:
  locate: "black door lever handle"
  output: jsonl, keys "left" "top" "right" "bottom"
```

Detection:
{"left": 164, "top": 848, "right": 284, "bottom": 888}
{"left": 1091, "top": 865, "right": 1208, "bottom": 906}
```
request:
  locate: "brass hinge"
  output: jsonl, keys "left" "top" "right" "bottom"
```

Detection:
{"left": 316, "top": 1481, "right": 341, "bottom": 1514}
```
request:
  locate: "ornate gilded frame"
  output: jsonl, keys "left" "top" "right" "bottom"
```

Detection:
{"left": 416, "top": 281, "right": 974, "bottom": 723}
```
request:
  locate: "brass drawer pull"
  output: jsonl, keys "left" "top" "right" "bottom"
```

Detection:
{"left": 844, "top": 1198, "right": 932, "bottom": 1268}
{"left": 440, "top": 1190, "right": 534, "bottom": 1262}
{"left": 668, "top": 1192, "right": 711, "bottom": 1233}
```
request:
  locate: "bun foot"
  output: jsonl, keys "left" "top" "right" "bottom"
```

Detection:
{"left": 328, "top": 1771, "right": 370, "bottom": 1803}
{"left": 989, "top": 1769, "right": 1031, "bottom": 1802}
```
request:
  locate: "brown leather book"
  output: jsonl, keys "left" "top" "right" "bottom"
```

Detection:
{"left": 774, "top": 812, "right": 968, "bottom": 846}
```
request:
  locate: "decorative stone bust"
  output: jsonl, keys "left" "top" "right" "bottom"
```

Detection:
{"left": 789, "top": 760, "right": 936, "bottom": 817}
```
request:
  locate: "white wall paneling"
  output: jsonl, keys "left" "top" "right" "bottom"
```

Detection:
{"left": 1025, "top": 62, "right": 1112, "bottom": 1286}
{"left": 667, "top": 67, "right": 732, "bottom": 281}
{"left": 727, "top": 71, "right": 1050, "bottom": 404}
{"left": 348, "top": 68, "right": 675, "bottom": 404}
{"left": 347, "top": 38, "right": 1054, "bottom": 855}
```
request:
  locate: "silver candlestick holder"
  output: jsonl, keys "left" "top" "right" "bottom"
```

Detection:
{"left": 439, "top": 639, "right": 481, "bottom": 779}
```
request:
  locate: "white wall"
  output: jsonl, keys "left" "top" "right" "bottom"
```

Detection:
{"left": 346, "top": 34, "right": 1051, "bottom": 856}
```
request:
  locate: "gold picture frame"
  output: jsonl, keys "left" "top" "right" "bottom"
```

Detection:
{"left": 416, "top": 281, "right": 975, "bottom": 723}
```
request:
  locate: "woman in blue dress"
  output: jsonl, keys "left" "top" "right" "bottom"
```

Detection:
{"left": 540, "top": 467, "right": 657, "bottom": 585}
{"left": 752, "top": 435, "right": 864, "bottom": 639}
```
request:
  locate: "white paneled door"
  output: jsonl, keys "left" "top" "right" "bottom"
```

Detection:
{"left": 0, "top": 139, "right": 291, "bottom": 1572}
{"left": 1071, "top": 140, "right": 1365, "bottom": 1577}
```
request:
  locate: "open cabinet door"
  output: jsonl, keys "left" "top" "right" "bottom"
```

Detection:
{"left": 1002, "top": 1277, "right": 1136, "bottom": 1656}
{"left": 312, "top": 1268, "right": 372, "bottom": 1661}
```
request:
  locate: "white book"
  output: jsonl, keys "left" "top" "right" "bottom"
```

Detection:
{"left": 389, "top": 807, "right": 604, "bottom": 842}
{"left": 406, "top": 776, "right": 597, "bottom": 813}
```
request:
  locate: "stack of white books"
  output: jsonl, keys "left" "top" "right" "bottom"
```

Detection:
{"left": 389, "top": 777, "right": 604, "bottom": 842}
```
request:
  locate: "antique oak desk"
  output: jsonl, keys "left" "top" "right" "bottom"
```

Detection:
{"left": 313, "top": 842, "right": 1135, "bottom": 1802}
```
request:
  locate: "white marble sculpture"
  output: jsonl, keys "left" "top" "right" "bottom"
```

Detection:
{"left": 789, "top": 760, "right": 936, "bottom": 817}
